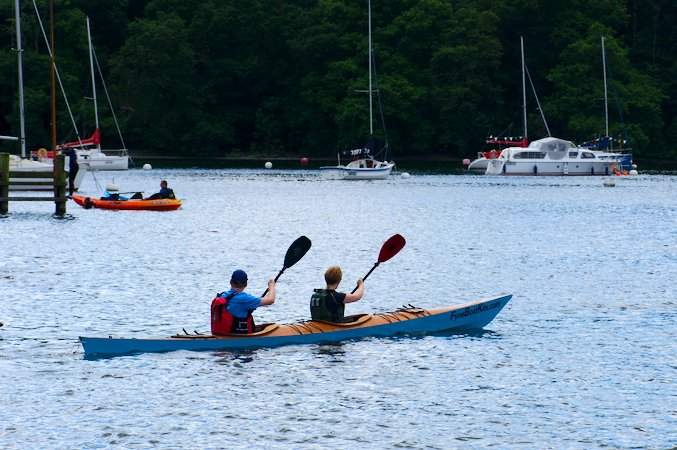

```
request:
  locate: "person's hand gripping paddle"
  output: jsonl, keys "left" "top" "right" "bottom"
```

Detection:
{"left": 261, "top": 236, "right": 312, "bottom": 296}
{"left": 352, "top": 234, "right": 406, "bottom": 293}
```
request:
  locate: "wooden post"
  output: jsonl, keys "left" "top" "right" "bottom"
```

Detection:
{"left": 53, "top": 154, "right": 66, "bottom": 216}
{"left": 0, "top": 153, "right": 9, "bottom": 215}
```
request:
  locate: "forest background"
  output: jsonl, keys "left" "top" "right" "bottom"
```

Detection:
{"left": 1, "top": 0, "right": 675, "bottom": 161}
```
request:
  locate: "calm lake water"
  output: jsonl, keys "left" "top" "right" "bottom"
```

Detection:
{"left": 1, "top": 169, "right": 675, "bottom": 449}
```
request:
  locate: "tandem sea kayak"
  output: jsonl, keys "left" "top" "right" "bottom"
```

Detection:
{"left": 71, "top": 194, "right": 181, "bottom": 211}
{"left": 79, "top": 294, "right": 511, "bottom": 357}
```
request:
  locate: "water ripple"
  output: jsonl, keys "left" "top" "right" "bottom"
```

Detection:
{"left": 0, "top": 171, "right": 675, "bottom": 448}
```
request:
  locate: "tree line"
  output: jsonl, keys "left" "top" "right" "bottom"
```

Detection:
{"left": 0, "top": 0, "right": 675, "bottom": 159}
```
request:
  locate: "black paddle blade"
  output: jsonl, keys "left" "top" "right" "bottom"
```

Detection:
{"left": 283, "top": 236, "right": 312, "bottom": 269}
{"left": 377, "top": 234, "right": 406, "bottom": 263}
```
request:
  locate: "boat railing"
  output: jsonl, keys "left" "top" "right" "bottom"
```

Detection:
{"left": 96, "top": 148, "right": 128, "bottom": 156}
{"left": 77, "top": 148, "right": 129, "bottom": 157}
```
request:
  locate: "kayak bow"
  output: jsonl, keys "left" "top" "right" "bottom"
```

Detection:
{"left": 80, "top": 294, "right": 511, "bottom": 357}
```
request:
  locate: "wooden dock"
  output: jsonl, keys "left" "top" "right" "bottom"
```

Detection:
{"left": 0, "top": 152, "right": 68, "bottom": 216}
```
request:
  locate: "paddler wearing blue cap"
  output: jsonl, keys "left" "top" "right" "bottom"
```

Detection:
{"left": 210, "top": 270, "right": 276, "bottom": 335}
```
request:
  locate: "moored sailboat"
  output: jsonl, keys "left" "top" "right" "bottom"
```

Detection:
{"left": 3, "top": 0, "right": 85, "bottom": 191}
{"left": 320, "top": 0, "right": 394, "bottom": 180}
{"left": 31, "top": 17, "right": 130, "bottom": 171}
{"left": 578, "top": 36, "right": 634, "bottom": 171}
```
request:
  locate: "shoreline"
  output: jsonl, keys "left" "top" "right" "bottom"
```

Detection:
{"left": 129, "top": 154, "right": 677, "bottom": 171}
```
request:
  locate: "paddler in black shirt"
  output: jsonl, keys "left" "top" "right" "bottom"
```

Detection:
{"left": 310, "top": 266, "right": 364, "bottom": 322}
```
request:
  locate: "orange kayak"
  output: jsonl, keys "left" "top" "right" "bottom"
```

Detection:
{"left": 72, "top": 194, "right": 181, "bottom": 211}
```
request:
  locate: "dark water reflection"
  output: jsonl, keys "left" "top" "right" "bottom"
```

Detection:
{"left": 1, "top": 169, "right": 675, "bottom": 448}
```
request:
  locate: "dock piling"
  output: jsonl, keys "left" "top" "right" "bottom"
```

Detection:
{"left": 0, "top": 153, "right": 8, "bottom": 215}
{"left": 53, "top": 154, "right": 66, "bottom": 216}
{"left": 0, "top": 152, "right": 68, "bottom": 216}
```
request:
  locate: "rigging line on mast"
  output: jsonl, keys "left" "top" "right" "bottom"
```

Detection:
{"left": 13, "top": 0, "right": 27, "bottom": 157}
{"left": 31, "top": 0, "right": 84, "bottom": 148}
{"left": 92, "top": 46, "right": 133, "bottom": 165}
{"left": 524, "top": 64, "right": 551, "bottom": 137}
{"left": 371, "top": 51, "right": 390, "bottom": 161}
{"left": 604, "top": 60, "right": 630, "bottom": 145}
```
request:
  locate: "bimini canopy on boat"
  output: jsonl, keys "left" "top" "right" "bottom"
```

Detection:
{"left": 526, "top": 137, "right": 576, "bottom": 152}
{"left": 343, "top": 147, "right": 373, "bottom": 159}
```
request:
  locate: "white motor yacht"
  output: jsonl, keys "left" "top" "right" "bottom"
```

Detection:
{"left": 485, "top": 137, "right": 622, "bottom": 176}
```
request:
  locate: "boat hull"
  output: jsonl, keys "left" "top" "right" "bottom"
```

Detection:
{"left": 320, "top": 163, "right": 394, "bottom": 180}
{"left": 80, "top": 294, "right": 511, "bottom": 357}
{"left": 71, "top": 194, "right": 181, "bottom": 211}
{"left": 486, "top": 159, "right": 615, "bottom": 176}
{"left": 79, "top": 154, "right": 128, "bottom": 171}
{"left": 467, "top": 157, "right": 489, "bottom": 172}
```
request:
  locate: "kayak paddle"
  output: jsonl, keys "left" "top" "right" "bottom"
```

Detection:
{"left": 261, "top": 235, "right": 312, "bottom": 296}
{"left": 352, "top": 234, "right": 406, "bottom": 293}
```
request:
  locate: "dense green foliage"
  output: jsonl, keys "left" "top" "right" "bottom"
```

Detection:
{"left": 1, "top": 0, "right": 675, "bottom": 158}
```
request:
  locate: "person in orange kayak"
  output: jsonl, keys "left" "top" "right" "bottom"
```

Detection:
{"left": 310, "top": 266, "right": 364, "bottom": 322}
{"left": 146, "top": 180, "right": 175, "bottom": 200}
{"left": 211, "top": 269, "right": 276, "bottom": 334}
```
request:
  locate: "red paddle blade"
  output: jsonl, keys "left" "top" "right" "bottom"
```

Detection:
{"left": 378, "top": 234, "right": 406, "bottom": 263}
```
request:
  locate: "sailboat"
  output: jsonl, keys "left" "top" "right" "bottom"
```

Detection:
{"left": 33, "top": 17, "right": 130, "bottom": 171}
{"left": 320, "top": 0, "right": 395, "bottom": 180}
{"left": 578, "top": 36, "right": 633, "bottom": 171}
{"left": 2, "top": 0, "right": 85, "bottom": 191}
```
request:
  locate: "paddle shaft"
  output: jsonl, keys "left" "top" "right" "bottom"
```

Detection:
{"left": 351, "top": 262, "right": 379, "bottom": 294}
{"left": 261, "top": 267, "right": 285, "bottom": 297}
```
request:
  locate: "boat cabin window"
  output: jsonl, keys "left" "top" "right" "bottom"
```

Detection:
{"left": 569, "top": 152, "right": 578, "bottom": 158}
{"left": 513, "top": 151, "right": 546, "bottom": 159}
{"left": 581, "top": 152, "right": 595, "bottom": 159}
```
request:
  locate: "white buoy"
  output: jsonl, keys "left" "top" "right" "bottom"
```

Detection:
{"left": 142, "top": 163, "right": 152, "bottom": 170}
{"left": 401, "top": 172, "right": 411, "bottom": 178}
{"left": 265, "top": 161, "right": 273, "bottom": 169}
{"left": 629, "top": 169, "right": 638, "bottom": 176}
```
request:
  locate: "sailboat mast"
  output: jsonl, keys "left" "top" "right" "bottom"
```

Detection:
{"left": 520, "top": 36, "right": 527, "bottom": 140}
{"left": 368, "top": 0, "right": 373, "bottom": 136}
{"left": 86, "top": 17, "right": 100, "bottom": 150}
{"left": 49, "top": 0, "right": 56, "bottom": 152}
{"left": 601, "top": 35, "right": 609, "bottom": 138}
{"left": 14, "top": 0, "right": 26, "bottom": 157}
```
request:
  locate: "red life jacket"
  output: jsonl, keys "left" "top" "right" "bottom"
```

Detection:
{"left": 211, "top": 292, "right": 254, "bottom": 335}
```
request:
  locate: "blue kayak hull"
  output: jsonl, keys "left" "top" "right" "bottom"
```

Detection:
{"left": 80, "top": 294, "right": 512, "bottom": 357}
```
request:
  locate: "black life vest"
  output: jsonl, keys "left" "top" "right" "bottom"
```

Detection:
{"left": 211, "top": 291, "right": 255, "bottom": 335}
{"left": 310, "top": 289, "right": 345, "bottom": 322}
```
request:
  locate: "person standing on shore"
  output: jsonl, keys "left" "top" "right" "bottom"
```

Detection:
{"left": 60, "top": 148, "right": 79, "bottom": 196}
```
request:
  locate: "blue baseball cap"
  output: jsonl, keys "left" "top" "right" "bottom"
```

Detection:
{"left": 231, "top": 269, "right": 248, "bottom": 285}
